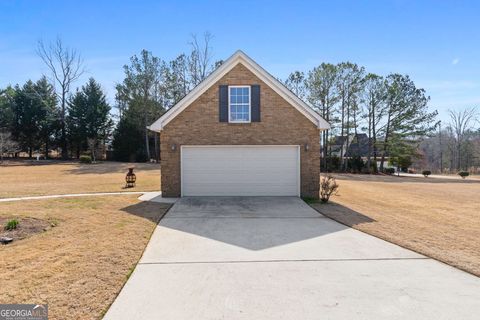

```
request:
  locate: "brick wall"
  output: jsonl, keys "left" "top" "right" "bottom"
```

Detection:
{"left": 160, "top": 63, "right": 320, "bottom": 198}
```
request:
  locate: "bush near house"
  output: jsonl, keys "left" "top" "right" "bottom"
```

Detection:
{"left": 325, "top": 156, "right": 341, "bottom": 172}
{"left": 459, "top": 171, "right": 469, "bottom": 179}
{"left": 384, "top": 168, "right": 395, "bottom": 175}
{"left": 422, "top": 170, "right": 431, "bottom": 177}
{"left": 347, "top": 156, "right": 365, "bottom": 173}
{"left": 79, "top": 155, "right": 92, "bottom": 164}
{"left": 320, "top": 175, "right": 339, "bottom": 203}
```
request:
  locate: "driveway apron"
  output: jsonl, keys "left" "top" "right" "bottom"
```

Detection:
{"left": 104, "top": 197, "right": 480, "bottom": 320}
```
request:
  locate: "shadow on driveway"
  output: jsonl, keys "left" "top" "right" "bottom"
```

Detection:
{"left": 130, "top": 197, "right": 376, "bottom": 251}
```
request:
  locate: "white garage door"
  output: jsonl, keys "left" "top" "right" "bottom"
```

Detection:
{"left": 181, "top": 146, "right": 300, "bottom": 196}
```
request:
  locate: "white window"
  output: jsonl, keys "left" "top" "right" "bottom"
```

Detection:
{"left": 229, "top": 86, "right": 250, "bottom": 123}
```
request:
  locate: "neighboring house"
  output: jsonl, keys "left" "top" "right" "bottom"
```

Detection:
{"left": 328, "top": 135, "right": 351, "bottom": 158}
{"left": 344, "top": 133, "right": 371, "bottom": 158}
{"left": 149, "top": 50, "right": 329, "bottom": 198}
{"left": 329, "top": 133, "right": 375, "bottom": 159}
{"left": 330, "top": 133, "right": 392, "bottom": 170}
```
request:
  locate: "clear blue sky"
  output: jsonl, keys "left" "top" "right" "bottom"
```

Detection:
{"left": 1, "top": 0, "right": 479, "bottom": 121}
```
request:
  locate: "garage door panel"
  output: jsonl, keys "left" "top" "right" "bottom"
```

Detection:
{"left": 181, "top": 146, "right": 299, "bottom": 196}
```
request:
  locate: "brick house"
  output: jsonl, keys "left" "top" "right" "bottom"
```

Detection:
{"left": 149, "top": 51, "right": 329, "bottom": 198}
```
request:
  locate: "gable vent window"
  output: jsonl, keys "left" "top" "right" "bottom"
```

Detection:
{"left": 229, "top": 86, "right": 251, "bottom": 123}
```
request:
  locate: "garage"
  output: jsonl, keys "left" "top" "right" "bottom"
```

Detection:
{"left": 181, "top": 146, "right": 300, "bottom": 196}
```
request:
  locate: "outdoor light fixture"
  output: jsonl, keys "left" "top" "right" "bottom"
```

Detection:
{"left": 171, "top": 144, "right": 177, "bottom": 151}
{"left": 304, "top": 143, "right": 310, "bottom": 152}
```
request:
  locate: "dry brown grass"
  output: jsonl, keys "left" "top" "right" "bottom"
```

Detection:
{"left": 311, "top": 174, "right": 480, "bottom": 276}
{"left": 0, "top": 196, "right": 170, "bottom": 320}
{"left": 0, "top": 161, "right": 160, "bottom": 198}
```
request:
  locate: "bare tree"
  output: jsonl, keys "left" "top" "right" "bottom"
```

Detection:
{"left": 87, "top": 138, "right": 97, "bottom": 163}
{"left": 188, "top": 32, "right": 213, "bottom": 86}
{"left": 37, "top": 37, "right": 84, "bottom": 159}
{"left": 448, "top": 107, "right": 478, "bottom": 170}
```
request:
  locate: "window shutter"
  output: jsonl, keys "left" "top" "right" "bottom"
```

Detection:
{"left": 219, "top": 85, "right": 228, "bottom": 122}
{"left": 251, "top": 85, "right": 260, "bottom": 122}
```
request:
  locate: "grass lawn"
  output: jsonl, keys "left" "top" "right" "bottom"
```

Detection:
{"left": 0, "top": 161, "right": 160, "bottom": 198}
{"left": 0, "top": 196, "right": 171, "bottom": 320}
{"left": 310, "top": 174, "right": 480, "bottom": 276}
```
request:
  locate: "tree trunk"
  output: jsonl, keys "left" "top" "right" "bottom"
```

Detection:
{"left": 344, "top": 93, "right": 351, "bottom": 172}
{"left": 340, "top": 93, "right": 345, "bottom": 168}
{"left": 145, "top": 118, "right": 150, "bottom": 161}
{"left": 439, "top": 123, "right": 443, "bottom": 173}
{"left": 380, "top": 108, "right": 392, "bottom": 172}
{"left": 366, "top": 110, "right": 372, "bottom": 173}
{"left": 154, "top": 132, "right": 159, "bottom": 162}
{"left": 45, "top": 139, "right": 49, "bottom": 160}
{"left": 61, "top": 91, "right": 68, "bottom": 160}
{"left": 372, "top": 102, "right": 377, "bottom": 173}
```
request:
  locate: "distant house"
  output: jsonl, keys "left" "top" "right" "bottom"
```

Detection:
{"left": 327, "top": 133, "right": 392, "bottom": 169}
{"left": 328, "top": 135, "right": 350, "bottom": 158}
{"left": 328, "top": 133, "right": 376, "bottom": 159}
{"left": 345, "top": 133, "right": 371, "bottom": 158}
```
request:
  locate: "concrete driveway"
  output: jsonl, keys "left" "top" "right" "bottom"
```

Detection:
{"left": 104, "top": 197, "right": 480, "bottom": 320}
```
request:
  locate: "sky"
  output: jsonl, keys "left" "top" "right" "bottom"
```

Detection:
{"left": 1, "top": 0, "right": 479, "bottom": 122}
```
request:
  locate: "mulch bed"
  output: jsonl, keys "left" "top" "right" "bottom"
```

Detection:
{"left": 0, "top": 217, "right": 53, "bottom": 243}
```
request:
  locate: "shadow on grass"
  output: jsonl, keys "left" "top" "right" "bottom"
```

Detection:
{"left": 1, "top": 159, "right": 161, "bottom": 175}
{"left": 309, "top": 201, "right": 376, "bottom": 227}
{"left": 120, "top": 201, "right": 172, "bottom": 223}
{"left": 334, "top": 173, "right": 480, "bottom": 184}
{"left": 66, "top": 162, "right": 160, "bottom": 175}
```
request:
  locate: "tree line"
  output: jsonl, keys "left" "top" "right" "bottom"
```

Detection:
{"left": 284, "top": 64, "right": 439, "bottom": 172}
{"left": 0, "top": 76, "right": 111, "bottom": 161}
{"left": 1, "top": 35, "right": 477, "bottom": 174}
{"left": 0, "top": 33, "right": 219, "bottom": 162}
{"left": 417, "top": 107, "right": 479, "bottom": 173}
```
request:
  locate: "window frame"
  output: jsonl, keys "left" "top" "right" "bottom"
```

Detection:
{"left": 228, "top": 85, "right": 251, "bottom": 123}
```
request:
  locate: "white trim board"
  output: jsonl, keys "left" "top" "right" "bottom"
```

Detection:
{"left": 149, "top": 50, "right": 330, "bottom": 132}
{"left": 228, "top": 85, "right": 251, "bottom": 123}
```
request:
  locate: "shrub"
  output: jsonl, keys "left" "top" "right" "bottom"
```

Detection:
{"left": 459, "top": 171, "right": 469, "bottom": 179}
{"left": 384, "top": 167, "right": 395, "bottom": 175}
{"left": 320, "top": 175, "right": 339, "bottom": 203}
{"left": 79, "top": 155, "right": 92, "bottom": 164}
{"left": 347, "top": 156, "right": 365, "bottom": 173}
{"left": 4, "top": 219, "right": 19, "bottom": 231}
{"left": 422, "top": 170, "right": 431, "bottom": 177}
{"left": 325, "top": 156, "right": 341, "bottom": 172}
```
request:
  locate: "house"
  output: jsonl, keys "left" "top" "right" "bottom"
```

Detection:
{"left": 149, "top": 50, "right": 329, "bottom": 198}
{"left": 344, "top": 133, "right": 371, "bottom": 158}
{"left": 328, "top": 135, "right": 351, "bottom": 158}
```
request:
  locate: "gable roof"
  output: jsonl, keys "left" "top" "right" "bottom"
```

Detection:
{"left": 345, "top": 133, "right": 371, "bottom": 157}
{"left": 148, "top": 50, "right": 330, "bottom": 132}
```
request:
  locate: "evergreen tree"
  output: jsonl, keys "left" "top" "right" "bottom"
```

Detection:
{"left": 35, "top": 77, "right": 59, "bottom": 158}
{"left": 379, "top": 74, "right": 438, "bottom": 171}
{"left": 67, "top": 78, "right": 112, "bottom": 160}
{"left": 11, "top": 79, "right": 57, "bottom": 158}
{"left": 111, "top": 114, "right": 145, "bottom": 162}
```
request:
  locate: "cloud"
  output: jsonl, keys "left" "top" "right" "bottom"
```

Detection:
{"left": 452, "top": 58, "right": 460, "bottom": 65}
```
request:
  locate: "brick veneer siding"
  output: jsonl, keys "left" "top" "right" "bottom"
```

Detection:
{"left": 160, "top": 63, "right": 320, "bottom": 198}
